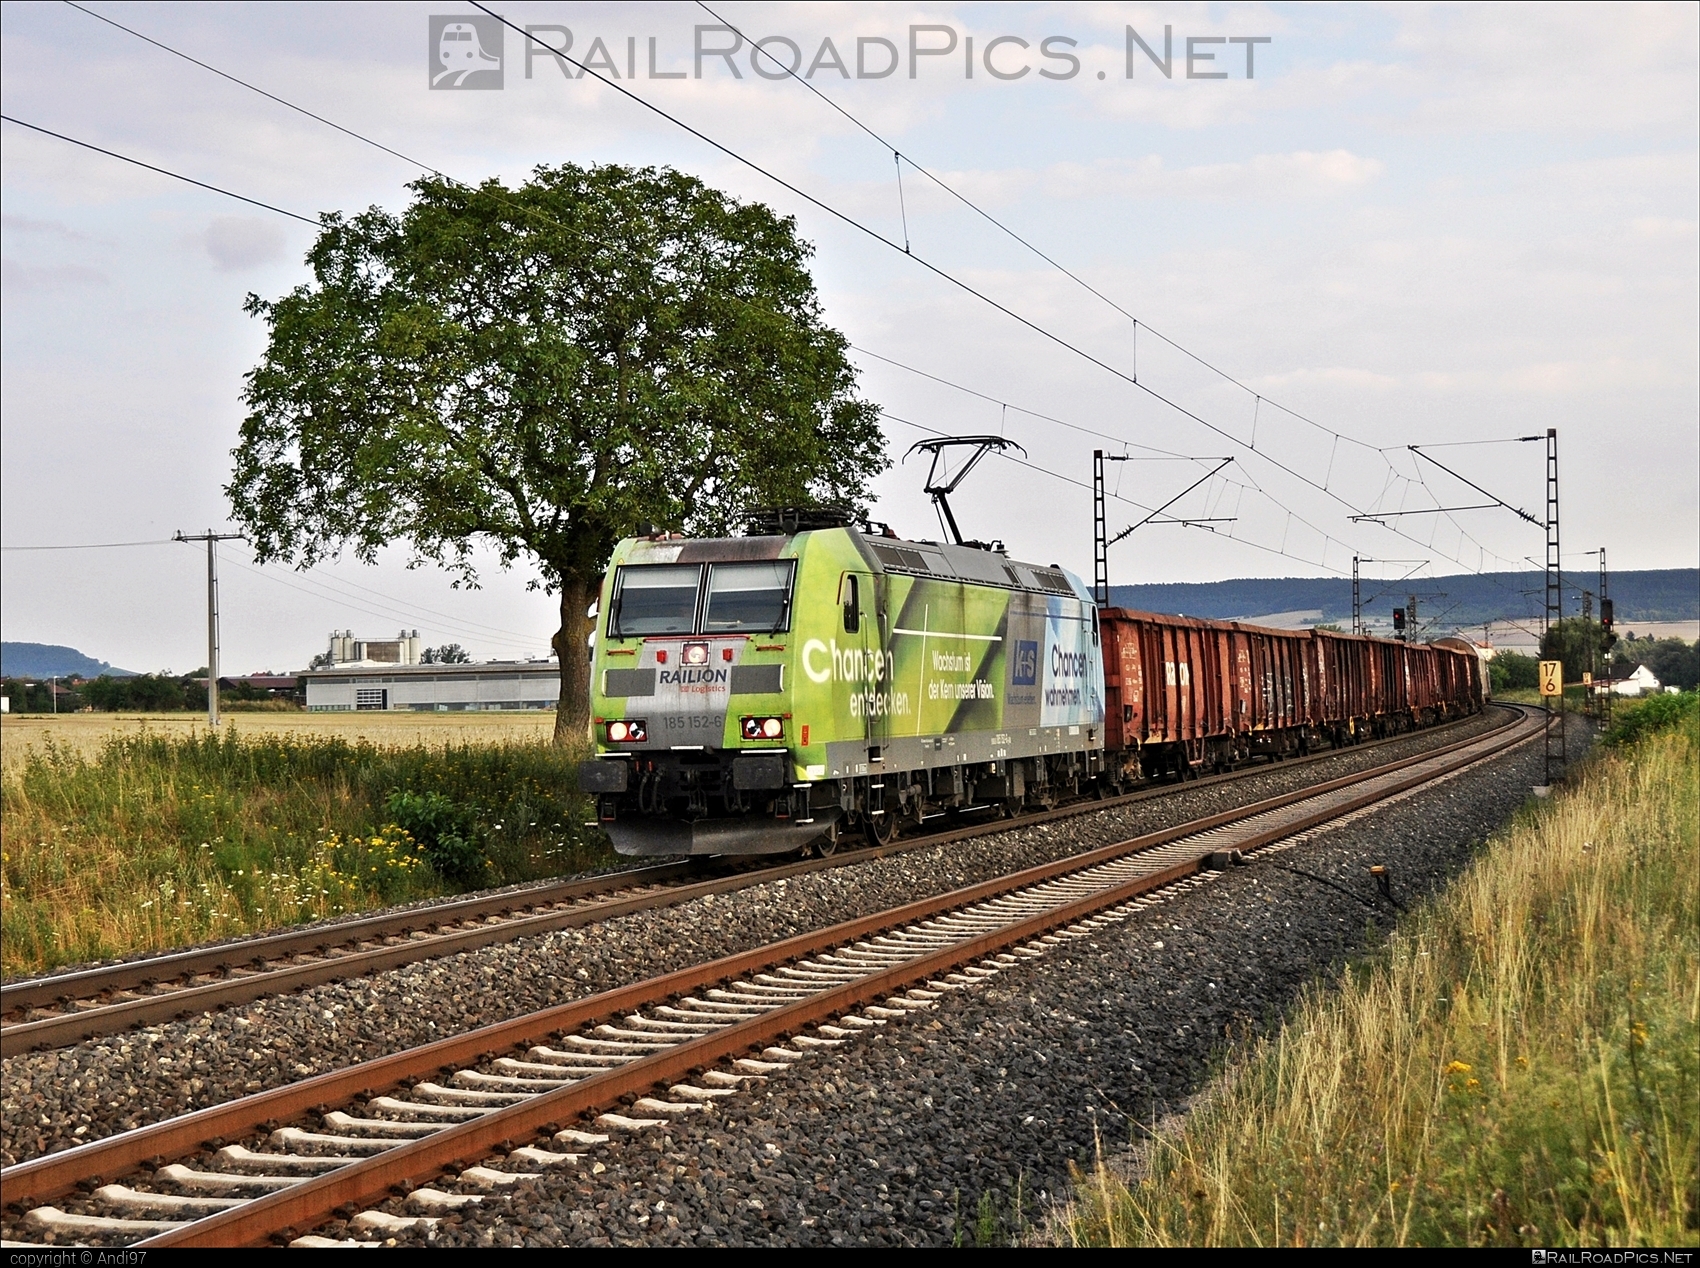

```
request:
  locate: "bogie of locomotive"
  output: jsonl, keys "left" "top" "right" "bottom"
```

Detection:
{"left": 580, "top": 527, "right": 1108, "bottom": 856}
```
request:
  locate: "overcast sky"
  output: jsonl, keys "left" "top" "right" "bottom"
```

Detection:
{"left": 3, "top": 1, "right": 1695, "bottom": 674}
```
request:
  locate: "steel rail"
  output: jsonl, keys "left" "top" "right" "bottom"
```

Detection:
{"left": 2, "top": 709, "right": 1499, "bottom": 1055}
{"left": 142, "top": 706, "right": 1540, "bottom": 1247}
{"left": 2, "top": 705, "right": 1534, "bottom": 1219}
{"left": 143, "top": 858, "right": 1205, "bottom": 1247}
{"left": 0, "top": 864, "right": 697, "bottom": 1011}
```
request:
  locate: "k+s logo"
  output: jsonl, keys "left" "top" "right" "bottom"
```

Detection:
{"left": 1011, "top": 640, "right": 1039, "bottom": 686}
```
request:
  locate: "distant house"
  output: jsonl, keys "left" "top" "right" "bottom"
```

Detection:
{"left": 1604, "top": 664, "right": 1661, "bottom": 697}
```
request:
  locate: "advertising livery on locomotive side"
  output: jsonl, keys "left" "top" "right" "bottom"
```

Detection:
{"left": 578, "top": 526, "right": 1107, "bottom": 856}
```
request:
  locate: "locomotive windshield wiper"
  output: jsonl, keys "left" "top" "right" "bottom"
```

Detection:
{"left": 903, "top": 435, "right": 1026, "bottom": 546}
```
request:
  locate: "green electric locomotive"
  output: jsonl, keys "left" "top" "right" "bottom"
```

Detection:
{"left": 578, "top": 518, "right": 1109, "bottom": 856}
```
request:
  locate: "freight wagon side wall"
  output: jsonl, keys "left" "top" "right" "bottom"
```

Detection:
{"left": 1101, "top": 610, "right": 1234, "bottom": 748}
{"left": 1231, "top": 623, "right": 1312, "bottom": 733}
{"left": 1101, "top": 610, "right": 1480, "bottom": 770}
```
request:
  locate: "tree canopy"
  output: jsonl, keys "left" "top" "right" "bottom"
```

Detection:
{"left": 229, "top": 163, "right": 886, "bottom": 739}
{"left": 1609, "top": 634, "right": 1700, "bottom": 691}
{"left": 1540, "top": 616, "right": 1616, "bottom": 682}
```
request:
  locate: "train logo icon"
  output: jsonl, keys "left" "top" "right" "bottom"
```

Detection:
{"left": 429, "top": 15, "right": 503, "bottom": 90}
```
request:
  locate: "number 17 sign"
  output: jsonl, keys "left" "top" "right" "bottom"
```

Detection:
{"left": 1539, "top": 660, "right": 1563, "bottom": 697}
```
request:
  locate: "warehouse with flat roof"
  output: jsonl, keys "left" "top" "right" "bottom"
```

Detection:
{"left": 300, "top": 661, "right": 559, "bottom": 712}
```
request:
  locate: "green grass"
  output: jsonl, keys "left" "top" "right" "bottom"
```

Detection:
{"left": 1054, "top": 702, "right": 1699, "bottom": 1247}
{"left": 1601, "top": 691, "right": 1699, "bottom": 748}
{"left": 1, "top": 727, "right": 613, "bottom": 975}
{"left": 1495, "top": 684, "right": 1590, "bottom": 706}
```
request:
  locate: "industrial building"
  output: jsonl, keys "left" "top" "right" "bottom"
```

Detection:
{"left": 301, "top": 661, "right": 559, "bottom": 712}
{"left": 324, "top": 629, "right": 423, "bottom": 666}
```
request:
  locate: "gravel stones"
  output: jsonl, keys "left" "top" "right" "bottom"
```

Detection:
{"left": 1, "top": 711, "right": 1510, "bottom": 1168}
{"left": 383, "top": 711, "right": 1579, "bottom": 1247}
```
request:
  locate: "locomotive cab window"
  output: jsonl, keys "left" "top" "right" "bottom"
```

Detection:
{"left": 704, "top": 561, "right": 795, "bottom": 633}
{"left": 841, "top": 574, "right": 860, "bottom": 634}
{"left": 610, "top": 564, "right": 702, "bottom": 637}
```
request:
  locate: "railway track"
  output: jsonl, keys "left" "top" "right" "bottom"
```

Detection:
{"left": 1, "top": 709, "right": 1502, "bottom": 1056}
{"left": 0, "top": 704, "right": 1540, "bottom": 1248}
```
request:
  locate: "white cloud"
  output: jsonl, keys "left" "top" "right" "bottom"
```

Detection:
{"left": 0, "top": 258, "right": 110, "bottom": 290}
{"left": 1080, "top": 148, "right": 1384, "bottom": 198}
{"left": 202, "top": 217, "right": 287, "bottom": 271}
{"left": 1, "top": 214, "right": 94, "bottom": 242}
{"left": 1387, "top": 2, "right": 1698, "bottom": 136}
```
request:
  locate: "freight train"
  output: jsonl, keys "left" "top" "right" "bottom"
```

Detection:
{"left": 577, "top": 520, "right": 1483, "bottom": 857}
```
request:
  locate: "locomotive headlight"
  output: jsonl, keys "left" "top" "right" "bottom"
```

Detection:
{"left": 683, "top": 641, "right": 710, "bottom": 666}
{"left": 741, "top": 715, "right": 783, "bottom": 741}
{"left": 762, "top": 717, "right": 783, "bottom": 738}
{"left": 606, "top": 719, "right": 647, "bottom": 743}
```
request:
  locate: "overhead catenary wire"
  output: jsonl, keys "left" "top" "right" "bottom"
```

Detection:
{"left": 474, "top": 4, "right": 1544, "bottom": 590}
{"left": 2, "top": 532, "right": 555, "bottom": 644}
{"left": 219, "top": 555, "right": 549, "bottom": 654}
{"left": 1, "top": 539, "right": 174, "bottom": 551}
{"left": 0, "top": 114, "right": 320, "bottom": 225}
{"left": 290, "top": 561, "right": 553, "bottom": 645}
{"left": 851, "top": 344, "right": 1207, "bottom": 461}
{"left": 688, "top": 1, "right": 1548, "bottom": 586}
{"left": 881, "top": 411, "right": 1350, "bottom": 576}
{"left": 60, "top": 0, "right": 437, "bottom": 173}
{"left": 52, "top": 1, "right": 1537, "bottom": 598}
{"left": 54, "top": 1, "right": 1361, "bottom": 581}
{"left": 694, "top": 5, "right": 1508, "bottom": 502}
{"left": 61, "top": 0, "right": 1401, "bottom": 575}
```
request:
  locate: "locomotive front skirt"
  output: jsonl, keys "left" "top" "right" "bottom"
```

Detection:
{"left": 579, "top": 527, "right": 1482, "bottom": 857}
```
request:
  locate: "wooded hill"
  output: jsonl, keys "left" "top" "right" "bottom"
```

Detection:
{"left": 1107, "top": 568, "right": 1697, "bottom": 631}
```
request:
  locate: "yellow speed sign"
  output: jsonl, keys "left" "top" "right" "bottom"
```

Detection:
{"left": 1539, "top": 660, "right": 1564, "bottom": 697}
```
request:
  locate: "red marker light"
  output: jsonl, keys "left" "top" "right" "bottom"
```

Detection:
{"left": 655, "top": 650, "right": 668, "bottom": 663}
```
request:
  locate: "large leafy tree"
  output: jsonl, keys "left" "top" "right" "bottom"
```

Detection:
{"left": 1540, "top": 616, "right": 1616, "bottom": 682}
{"left": 229, "top": 164, "right": 886, "bottom": 741}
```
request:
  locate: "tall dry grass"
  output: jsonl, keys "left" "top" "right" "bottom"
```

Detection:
{"left": 1056, "top": 708, "right": 1698, "bottom": 1247}
{"left": 0, "top": 710, "right": 558, "bottom": 775}
{"left": 0, "top": 727, "right": 610, "bottom": 976}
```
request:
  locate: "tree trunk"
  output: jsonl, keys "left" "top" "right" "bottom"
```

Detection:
{"left": 552, "top": 573, "right": 594, "bottom": 745}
